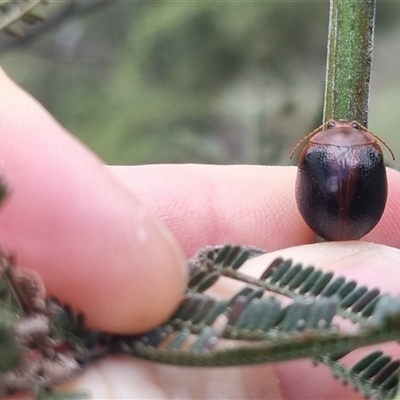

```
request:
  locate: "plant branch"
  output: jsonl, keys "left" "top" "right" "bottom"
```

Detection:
{"left": 323, "top": 0, "right": 376, "bottom": 126}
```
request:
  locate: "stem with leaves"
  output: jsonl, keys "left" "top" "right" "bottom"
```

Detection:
{"left": 323, "top": 0, "right": 376, "bottom": 127}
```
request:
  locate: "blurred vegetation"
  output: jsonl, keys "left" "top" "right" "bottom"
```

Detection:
{"left": 1, "top": 1, "right": 400, "bottom": 166}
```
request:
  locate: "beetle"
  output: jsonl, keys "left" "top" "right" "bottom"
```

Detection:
{"left": 291, "top": 119, "right": 395, "bottom": 241}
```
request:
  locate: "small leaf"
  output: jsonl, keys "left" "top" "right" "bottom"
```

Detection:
{"left": 169, "top": 327, "right": 190, "bottom": 350}
{"left": 192, "top": 326, "right": 221, "bottom": 353}
{"left": 339, "top": 286, "right": 368, "bottom": 308}
{"left": 259, "top": 257, "right": 284, "bottom": 280}
{"left": 269, "top": 259, "right": 293, "bottom": 283}
{"left": 194, "top": 271, "right": 221, "bottom": 292}
{"left": 320, "top": 276, "right": 346, "bottom": 297}
{"left": 231, "top": 250, "right": 251, "bottom": 270}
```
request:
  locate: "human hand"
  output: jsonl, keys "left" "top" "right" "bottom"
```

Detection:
{"left": 2, "top": 68, "right": 400, "bottom": 399}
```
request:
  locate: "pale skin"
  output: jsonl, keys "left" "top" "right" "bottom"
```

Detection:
{"left": 2, "top": 67, "right": 400, "bottom": 399}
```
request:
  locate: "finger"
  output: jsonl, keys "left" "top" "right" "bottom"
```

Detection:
{"left": 364, "top": 167, "right": 400, "bottom": 246}
{"left": 109, "top": 164, "right": 312, "bottom": 255}
{"left": 109, "top": 165, "right": 400, "bottom": 256}
{"left": 0, "top": 69, "right": 186, "bottom": 333}
{"left": 62, "top": 357, "right": 283, "bottom": 400}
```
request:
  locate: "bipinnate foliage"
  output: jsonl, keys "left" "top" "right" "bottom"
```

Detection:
{"left": 1, "top": 244, "right": 400, "bottom": 399}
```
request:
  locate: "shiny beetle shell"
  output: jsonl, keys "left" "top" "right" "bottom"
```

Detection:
{"left": 294, "top": 120, "right": 393, "bottom": 241}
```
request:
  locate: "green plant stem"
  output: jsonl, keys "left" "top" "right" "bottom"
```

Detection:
{"left": 323, "top": 0, "right": 376, "bottom": 127}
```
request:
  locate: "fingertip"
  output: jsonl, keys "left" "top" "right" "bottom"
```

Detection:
{"left": 364, "top": 168, "right": 400, "bottom": 246}
{"left": 44, "top": 183, "right": 189, "bottom": 334}
{"left": 94, "top": 209, "right": 188, "bottom": 333}
{"left": 0, "top": 73, "right": 187, "bottom": 334}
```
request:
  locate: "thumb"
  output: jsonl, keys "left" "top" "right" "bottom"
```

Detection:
{"left": 0, "top": 68, "right": 187, "bottom": 333}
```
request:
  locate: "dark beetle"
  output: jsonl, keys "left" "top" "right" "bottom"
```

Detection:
{"left": 291, "top": 120, "right": 394, "bottom": 241}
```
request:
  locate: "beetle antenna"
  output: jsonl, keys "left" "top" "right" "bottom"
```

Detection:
{"left": 290, "top": 120, "right": 333, "bottom": 159}
{"left": 353, "top": 121, "right": 395, "bottom": 161}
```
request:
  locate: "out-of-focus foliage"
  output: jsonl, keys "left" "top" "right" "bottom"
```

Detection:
{"left": 0, "top": 0, "right": 47, "bottom": 35}
{"left": 0, "top": 1, "right": 400, "bottom": 166}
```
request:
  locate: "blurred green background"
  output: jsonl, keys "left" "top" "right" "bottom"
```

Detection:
{"left": 1, "top": 1, "right": 400, "bottom": 167}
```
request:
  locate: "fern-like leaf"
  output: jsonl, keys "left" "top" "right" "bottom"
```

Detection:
{"left": 191, "top": 245, "right": 387, "bottom": 325}
{"left": 318, "top": 350, "right": 400, "bottom": 400}
{"left": 49, "top": 298, "right": 106, "bottom": 351}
